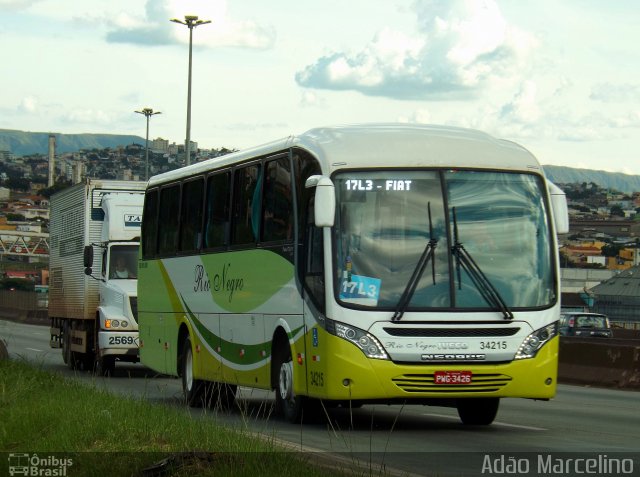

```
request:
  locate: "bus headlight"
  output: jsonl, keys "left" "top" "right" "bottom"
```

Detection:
{"left": 327, "top": 320, "right": 388, "bottom": 360}
{"left": 515, "top": 322, "right": 558, "bottom": 360}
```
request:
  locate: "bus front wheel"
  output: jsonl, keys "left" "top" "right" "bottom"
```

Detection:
{"left": 274, "top": 346, "right": 304, "bottom": 423}
{"left": 456, "top": 398, "right": 500, "bottom": 425}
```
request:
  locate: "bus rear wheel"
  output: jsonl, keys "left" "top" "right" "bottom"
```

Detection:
{"left": 456, "top": 398, "right": 500, "bottom": 425}
{"left": 181, "top": 335, "right": 206, "bottom": 407}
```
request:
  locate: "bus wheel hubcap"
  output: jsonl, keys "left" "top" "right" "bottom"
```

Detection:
{"left": 185, "top": 349, "right": 193, "bottom": 391}
{"left": 279, "top": 361, "right": 293, "bottom": 401}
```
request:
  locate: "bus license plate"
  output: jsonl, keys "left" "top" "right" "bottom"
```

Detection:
{"left": 434, "top": 371, "right": 472, "bottom": 384}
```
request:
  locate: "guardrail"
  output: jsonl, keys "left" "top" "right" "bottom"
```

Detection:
{"left": 559, "top": 336, "right": 640, "bottom": 389}
{"left": 612, "top": 320, "right": 640, "bottom": 331}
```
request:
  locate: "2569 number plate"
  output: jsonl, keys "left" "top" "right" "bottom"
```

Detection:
{"left": 434, "top": 371, "right": 472, "bottom": 384}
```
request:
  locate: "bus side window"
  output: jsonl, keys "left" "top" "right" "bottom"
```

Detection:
{"left": 262, "top": 157, "right": 293, "bottom": 242}
{"left": 142, "top": 189, "right": 158, "bottom": 258}
{"left": 232, "top": 164, "right": 261, "bottom": 246}
{"left": 305, "top": 199, "right": 325, "bottom": 313}
{"left": 179, "top": 178, "right": 204, "bottom": 253}
{"left": 158, "top": 184, "right": 181, "bottom": 255}
{"left": 204, "top": 171, "right": 230, "bottom": 249}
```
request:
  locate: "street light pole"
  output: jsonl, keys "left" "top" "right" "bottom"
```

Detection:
{"left": 134, "top": 108, "right": 161, "bottom": 180}
{"left": 170, "top": 15, "right": 211, "bottom": 167}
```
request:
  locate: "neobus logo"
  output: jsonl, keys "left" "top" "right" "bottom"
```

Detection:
{"left": 421, "top": 353, "right": 486, "bottom": 361}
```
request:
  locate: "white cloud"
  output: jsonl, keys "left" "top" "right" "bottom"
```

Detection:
{"left": 0, "top": 0, "right": 42, "bottom": 11}
{"left": 590, "top": 83, "right": 640, "bottom": 103}
{"left": 18, "top": 96, "right": 38, "bottom": 113}
{"left": 299, "top": 91, "right": 325, "bottom": 108}
{"left": 104, "top": 0, "right": 275, "bottom": 50}
{"left": 499, "top": 81, "right": 540, "bottom": 124}
{"left": 296, "top": 0, "right": 537, "bottom": 100}
{"left": 62, "top": 109, "right": 114, "bottom": 125}
{"left": 397, "top": 108, "right": 432, "bottom": 124}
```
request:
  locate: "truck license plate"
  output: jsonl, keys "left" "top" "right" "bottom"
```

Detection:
{"left": 434, "top": 371, "right": 472, "bottom": 384}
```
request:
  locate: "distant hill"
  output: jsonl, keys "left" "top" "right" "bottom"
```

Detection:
{"left": 2, "top": 129, "right": 640, "bottom": 194}
{"left": 543, "top": 165, "right": 640, "bottom": 194}
{"left": 0, "top": 129, "right": 145, "bottom": 156}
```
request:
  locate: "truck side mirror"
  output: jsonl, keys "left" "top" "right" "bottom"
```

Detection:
{"left": 305, "top": 175, "right": 335, "bottom": 227}
{"left": 83, "top": 245, "right": 94, "bottom": 268}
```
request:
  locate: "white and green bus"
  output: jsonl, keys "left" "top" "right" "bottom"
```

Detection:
{"left": 138, "top": 124, "right": 569, "bottom": 425}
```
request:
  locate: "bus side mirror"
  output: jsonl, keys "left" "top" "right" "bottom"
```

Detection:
{"left": 548, "top": 182, "right": 569, "bottom": 234}
{"left": 305, "top": 175, "right": 335, "bottom": 227}
{"left": 83, "top": 245, "right": 94, "bottom": 268}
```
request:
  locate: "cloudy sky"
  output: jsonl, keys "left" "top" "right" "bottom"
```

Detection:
{"left": 2, "top": 0, "right": 640, "bottom": 174}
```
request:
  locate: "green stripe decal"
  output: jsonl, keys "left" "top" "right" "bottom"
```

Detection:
{"left": 159, "top": 261, "right": 185, "bottom": 314}
{"left": 182, "top": 297, "right": 304, "bottom": 367}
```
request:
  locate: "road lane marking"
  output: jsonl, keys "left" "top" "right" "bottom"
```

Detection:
{"left": 26, "top": 347, "right": 43, "bottom": 352}
{"left": 492, "top": 421, "right": 547, "bottom": 431}
{"left": 421, "top": 413, "right": 547, "bottom": 431}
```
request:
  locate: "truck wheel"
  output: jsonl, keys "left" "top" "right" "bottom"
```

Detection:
{"left": 94, "top": 355, "right": 116, "bottom": 376}
{"left": 181, "top": 335, "right": 206, "bottom": 407}
{"left": 63, "top": 321, "right": 76, "bottom": 370}
{"left": 456, "top": 398, "right": 500, "bottom": 425}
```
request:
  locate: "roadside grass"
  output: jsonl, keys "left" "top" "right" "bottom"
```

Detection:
{"left": 0, "top": 359, "right": 372, "bottom": 477}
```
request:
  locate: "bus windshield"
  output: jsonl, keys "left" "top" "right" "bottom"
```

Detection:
{"left": 333, "top": 170, "right": 554, "bottom": 311}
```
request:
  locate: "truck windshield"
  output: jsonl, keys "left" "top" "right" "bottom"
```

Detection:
{"left": 109, "top": 245, "right": 138, "bottom": 279}
{"left": 333, "top": 170, "right": 554, "bottom": 311}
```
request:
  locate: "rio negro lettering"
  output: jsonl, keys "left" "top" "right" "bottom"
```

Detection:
{"left": 194, "top": 263, "right": 244, "bottom": 302}
{"left": 212, "top": 263, "right": 244, "bottom": 302}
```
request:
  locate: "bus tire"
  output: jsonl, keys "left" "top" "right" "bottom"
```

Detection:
{"left": 181, "top": 335, "right": 205, "bottom": 407}
{"left": 274, "top": 345, "right": 304, "bottom": 423}
{"left": 456, "top": 398, "right": 500, "bottom": 425}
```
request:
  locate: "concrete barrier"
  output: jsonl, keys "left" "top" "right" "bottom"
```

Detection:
{"left": 559, "top": 338, "right": 640, "bottom": 389}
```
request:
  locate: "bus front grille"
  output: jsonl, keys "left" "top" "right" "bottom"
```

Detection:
{"left": 392, "top": 373, "right": 512, "bottom": 393}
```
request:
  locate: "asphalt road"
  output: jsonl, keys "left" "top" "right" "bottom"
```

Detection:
{"left": 2, "top": 318, "right": 639, "bottom": 477}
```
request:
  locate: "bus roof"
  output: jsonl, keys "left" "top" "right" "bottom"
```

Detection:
{"left": 147, "top": 123, "right": 543, "bottom": 187}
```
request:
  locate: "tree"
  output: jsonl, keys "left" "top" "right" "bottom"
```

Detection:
{"left": 40, "top": 179, "right": 72, "bottom": 199}
{"left": 609, "top": 205, "right": 625, "bottom": 217}
{"left": 4, "top": 177, "right": 30, "bottom": 191}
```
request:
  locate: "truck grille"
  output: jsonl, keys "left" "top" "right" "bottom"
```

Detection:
{"left": 129, "top": 297, "right": 138, "bottom": 320}
{"left": 392, "top": 373, "right": 512, "bottom": 393}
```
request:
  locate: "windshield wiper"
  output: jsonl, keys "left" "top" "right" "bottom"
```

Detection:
{"left": 391, "top": 203, "right": 438, "bottom": 322}
{"left": 451, "top": 207, "right": 514, "bottom": 320}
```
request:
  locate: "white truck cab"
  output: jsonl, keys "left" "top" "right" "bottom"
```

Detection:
{"left": 49, "top": 180, "right": 146, "bottom": 375}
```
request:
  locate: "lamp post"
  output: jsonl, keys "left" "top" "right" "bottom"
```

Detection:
{"left": 134, "top": 108, "right": 161, "bottom": 180}
{"left": 170, "top": 15, "right": 211, "bottom": 167}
